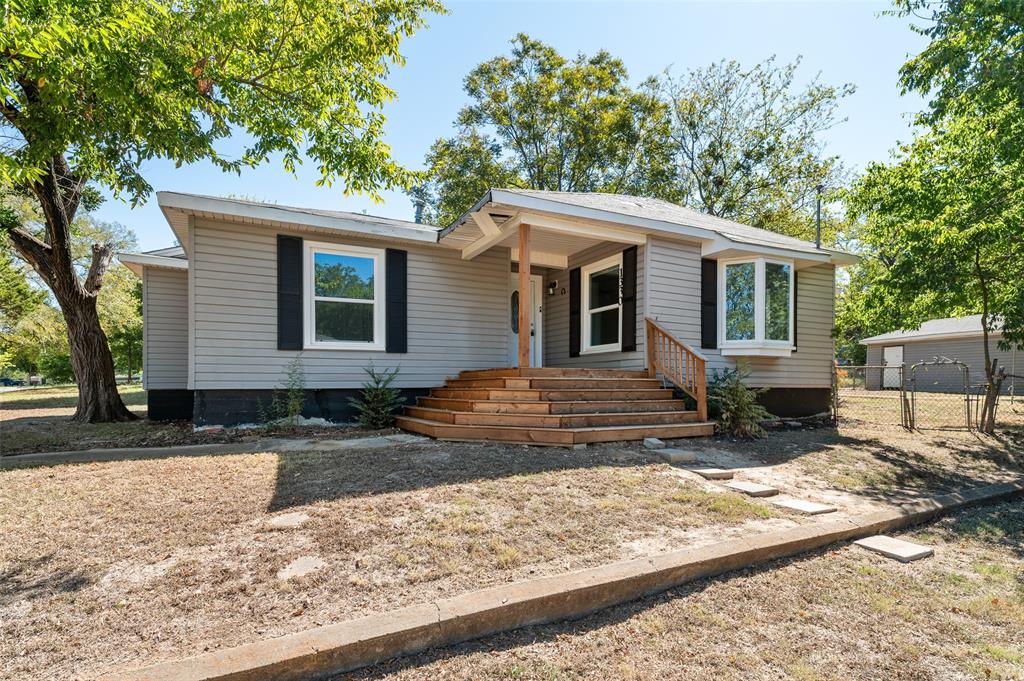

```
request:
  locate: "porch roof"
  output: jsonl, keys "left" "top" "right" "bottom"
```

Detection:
{"left": 441, "top": 188, "right": 859, "bottom": 268}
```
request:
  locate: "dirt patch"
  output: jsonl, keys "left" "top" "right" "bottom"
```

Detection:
{"left": 348, "top": 501, "right": 1024, "bottom": 681}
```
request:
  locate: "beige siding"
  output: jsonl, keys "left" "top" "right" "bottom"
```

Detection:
{"left": 191, "top": 218, "right": 510, "bottom": 389}
{"left": 142, "top": 267, "right": 189, "bottom": 389}
{"left": 543, "top": 242, "right": 646, "bottom": 369}
{"left": 646, "top": 237, "right": 836, "bottom": 388}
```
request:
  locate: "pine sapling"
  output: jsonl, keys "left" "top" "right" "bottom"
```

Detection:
{"left": 349, "top": 364, "right": 405, "bottom": 430}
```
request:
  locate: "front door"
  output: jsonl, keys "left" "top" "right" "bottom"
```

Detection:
{"left": 882, "top": 345, "right": 903, "bottom": 389}
{"left": 509, "top": 273, "right": 543, "bottom": 367}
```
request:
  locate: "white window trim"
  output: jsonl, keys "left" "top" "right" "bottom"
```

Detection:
{"left": 581, "top": 253, "right": 623, "bottom": 355}
{"left": 304, "top": 241, "right": 386, "bottom": 351}
{"left": 717, "top": 256, "right": 794, "bottom": 356}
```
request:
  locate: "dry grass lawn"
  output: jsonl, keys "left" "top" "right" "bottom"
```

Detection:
{"left": 1, "top": 414, "right": 1021, "bottom": 680}
{"left": 349, "top": 500, "right": 1024, "bottom": 681}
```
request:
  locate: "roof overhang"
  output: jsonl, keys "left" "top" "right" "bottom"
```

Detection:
{"left": 861, "top": 329, "right": 1001, "bottom": 346}
{"left": 117, "top": 252, "right": 189, "bottom": 277}
{"left": 443, "top": 189, "right": 860, "bottom": 268}
{"left": 157, "top": 191, "right": 439, "bottom": 255}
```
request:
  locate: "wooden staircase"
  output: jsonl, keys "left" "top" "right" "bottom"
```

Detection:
{"left": 396, "top": 367, "right": 714, "bottom": 447}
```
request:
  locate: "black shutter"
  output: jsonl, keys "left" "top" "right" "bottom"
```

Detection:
{"left": 385, "top": 249, "right": 407, "bottom": 353}
{"left": 621, "top": 246, "right": 638, "bottom": 352}
{"left": 569, "top": 267, "right": 581, "bottom": 357}
{"left": 792, "top": 271, "right": 798, "bottom": 352}
{"left": 277, "top": 235, "right": 303, "bottom": 351}
{"left": 700, "top": 258, "right": 717, "bottom": 350}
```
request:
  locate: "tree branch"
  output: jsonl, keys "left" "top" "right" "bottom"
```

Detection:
{"left": 6, "top": 228, "right": 56, "bottom": 285}
{"left": 83, "top": 242, "right": 115, "bottom": 295}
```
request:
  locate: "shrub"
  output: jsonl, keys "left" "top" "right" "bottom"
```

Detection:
{"left": 708, "top": 363, "right": 770, "bottom": 438}
{"left": 38, "top": 350, "right": 74, "bottom": 383}
{"left": 349, "top": 364, "right": 405, "bottom": 429}
{"left": 262, "top": 355, "right": 307, "bottom": 426}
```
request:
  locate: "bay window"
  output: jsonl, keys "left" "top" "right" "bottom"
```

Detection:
{"left": 719, "top": 257, "right": 794, "bottom": 356}
{"left": 581, "top": 253, "right": 622, "bottom": 353}
{"left": 305, "top": 242, "right": 385, "bottom": 350}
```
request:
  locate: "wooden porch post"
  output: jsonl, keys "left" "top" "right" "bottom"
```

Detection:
{"left": 518, "top": 223, "right": 531, "bottom": 368}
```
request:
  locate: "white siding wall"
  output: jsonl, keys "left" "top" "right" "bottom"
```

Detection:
{"left": 190, "top": 218, "right": 510, "bottom": 389}
{"left": 543, "top": 242, "right": 646, "bottom": 369}
{"left": 646, "top": 237, "right": 836, "bottom": 388}
{"left": 142, "top": 267, "right": 189, "bottom": 389}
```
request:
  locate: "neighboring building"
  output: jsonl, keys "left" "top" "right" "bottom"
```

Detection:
{"left": 861, "top": 315, "right": 1020, "bottom": 394}
{"left": 119, "top": 189, "right": 857, "bottom": 443}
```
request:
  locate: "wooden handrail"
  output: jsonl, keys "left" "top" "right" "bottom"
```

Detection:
{"left": 645, "top": 318, "right": 708, "bottom": 421}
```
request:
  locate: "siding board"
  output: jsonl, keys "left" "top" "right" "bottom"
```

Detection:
{"left": 142, "top": 268, "right": 189, "bottom": 389}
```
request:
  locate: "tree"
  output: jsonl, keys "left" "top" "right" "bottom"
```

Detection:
{"left": 0, "top": 0, "right": 440, "bottom": 421}
{"left": 659, "top": 57, "right": 855, "bottom": 240}
{"left": 847, "top": 108, "right": 1024, "bottom": 432}
{"left": 0, "top": 246, "right": 43, "bottom": 335}
{"left": 421, "top": 34, "right": 675, "bottom": 226}
{"left": 104, "top": 269, "right": 143, "bottom": 382}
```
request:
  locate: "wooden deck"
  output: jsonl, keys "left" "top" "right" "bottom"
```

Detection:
{"left": 395, "top": 368, "right": 715, "bottom": 446}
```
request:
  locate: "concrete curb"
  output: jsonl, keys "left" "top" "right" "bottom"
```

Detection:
{"left": 101, "top": 478, "right": 1024, "bottom": 681}
{"left": 0, "top": 434, "right": 427, "bottom": 468}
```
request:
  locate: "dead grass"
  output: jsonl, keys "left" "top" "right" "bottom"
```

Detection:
{"left": 1, "top": 418, "right": 1021, "bottom": 680}
{"left": 348, "top": 501, "right": 1024, "bottom": 681}
{"left": 0, "top": 442, "right": 781, "bottom": 680}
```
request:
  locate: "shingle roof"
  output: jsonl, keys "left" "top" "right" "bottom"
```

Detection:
{"left": 496, "top": 189, "right": 839, "bottom": 257}
{"left": 860, "top": 314, "right": 1002, "bottom": 344}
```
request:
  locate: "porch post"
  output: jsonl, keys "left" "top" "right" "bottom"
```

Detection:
{"left": 518, "top": 223, "right": 531, "bottom": 368}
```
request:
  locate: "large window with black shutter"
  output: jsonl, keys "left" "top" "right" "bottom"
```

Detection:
{"left": 304, "top": 241, "right": 385, "bottom": 350}
{"left": 580, "top": 253, "right": 623, "bottom": 354}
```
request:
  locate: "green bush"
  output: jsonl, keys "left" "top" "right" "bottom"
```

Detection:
{"left": 708, "top": 363, "right": 770, "bottom": 438}
{"left": 349, "top": 364, "right": 405, "bottom": 429}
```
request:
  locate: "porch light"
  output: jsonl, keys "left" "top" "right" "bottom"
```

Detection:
{"left": 547, "top": 280, "right": 558, "bottom": 296}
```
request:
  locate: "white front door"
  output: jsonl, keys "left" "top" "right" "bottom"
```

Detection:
{"left": 882, "top": 345, "right": 903, "bottom": 389}
{"left": 509, "top": 273, "right": 543, "bottom": 368}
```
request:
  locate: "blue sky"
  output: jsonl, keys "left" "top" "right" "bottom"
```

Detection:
{"left": 100, "top": 1, "right": 928, "bottom": 251}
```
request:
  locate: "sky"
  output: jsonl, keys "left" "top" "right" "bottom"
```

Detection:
{"left": 96, "top": 1, "right": 929, "bottom": 252}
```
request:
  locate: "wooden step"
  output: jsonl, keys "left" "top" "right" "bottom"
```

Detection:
{"left": 429, "top": 388, "right": 675, "bottom": 401}
{"left": 457, "top": 367, "right": 651, "bottom": 380}
{"left": 405, "top": 406, "right": 700, "bottom": 428}
{"left": 395, "top": 415, "right": 714, "bottom": 447}
{"left": 444, "top": 377, "right": 663, "bottom": 390}
{"left": 417, "top": 396, "right": 690, "bottom": 415}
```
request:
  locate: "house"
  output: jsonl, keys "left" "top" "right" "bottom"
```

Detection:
{"left": 861, "top": 315, "right": 1020, "bottom": 394}
{"left": 118, "top": 189, "right": 857, "bottom": 445}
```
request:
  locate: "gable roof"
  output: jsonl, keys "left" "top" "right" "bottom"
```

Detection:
{"left": 860, "top": 314, "right": 1002, "bottom": 345}
{"left": 441, "top": 188, "right": 858, "bottom": 265}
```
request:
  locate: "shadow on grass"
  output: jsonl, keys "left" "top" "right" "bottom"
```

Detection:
{"left": 0, "top": 554, "right": 90, "bottom": 605}
{"left": 0, "top": 385, "right": 146, "bottom": 411}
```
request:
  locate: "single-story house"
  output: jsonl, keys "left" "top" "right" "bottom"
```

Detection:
{"left": 861, "top": 315, "right": 1020, "bottom": 394}
{"left": 119, "top": 188, "right": 857, "bottom": 445}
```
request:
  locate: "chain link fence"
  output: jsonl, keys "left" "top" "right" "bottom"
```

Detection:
{"left": 834, "top": 361, "right": 1024, "bottom": 431}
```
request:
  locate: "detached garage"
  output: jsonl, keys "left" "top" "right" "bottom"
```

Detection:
{"left": 861, "top": 315, "right": 1020, "bottom": 395}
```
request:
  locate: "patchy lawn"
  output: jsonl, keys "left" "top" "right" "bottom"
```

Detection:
{"left": 0, "top": 419, "right": 1021, "bottom": 680}
{"left": 0, "top": 384, "right": 364, "bottom": 456}
{"left": 351, "top": 500, "right": 1024, "bottom": 681}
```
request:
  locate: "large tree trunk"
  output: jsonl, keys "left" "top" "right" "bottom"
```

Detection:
{"left": 57, "top": 290, "right": 136, "bottom": 422}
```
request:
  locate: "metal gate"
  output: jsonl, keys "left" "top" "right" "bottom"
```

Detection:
{"left": 908, "top": 357, "right": 972, "bottom": 430}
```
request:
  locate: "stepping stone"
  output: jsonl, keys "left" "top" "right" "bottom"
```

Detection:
{"left": 688, "top": 467, "right": 734, "bottom": 480}
{"left": 643, "top": 437, "right": 666, "bottom": 450}
{"left": 724, "top": 480, "right": 779, "bottom": 497}
{"left": 658, "top": 448, "right": 698, "bottom": 464}
{"left": 277, "top": 556, "right": 327, "bottom": 580}
{"left": 854, "top": 535, "right": 934, "bottom": 563}
{"left": 267, "top": 511, "right": 309, "bottom": 529}
{"left": 772, "top": 498, "right": 836, "bottom": 515}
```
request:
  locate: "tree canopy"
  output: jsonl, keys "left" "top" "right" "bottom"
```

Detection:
{"left": 420, "top": 34, "right": 674, "bottom": 226}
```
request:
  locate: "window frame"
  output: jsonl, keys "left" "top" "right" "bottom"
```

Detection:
{"left": 717, "top": 256, "right": 794, "bottom": 356}
{"left": 304, "top": 241, "right": 386, "bottom": 351}
{"left": 580, "top": 253, "right": 623, "bottom": 355}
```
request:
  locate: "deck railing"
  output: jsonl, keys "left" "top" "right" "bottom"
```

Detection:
{"left": 645, "top": 317, "right": 708, "bottom": 421}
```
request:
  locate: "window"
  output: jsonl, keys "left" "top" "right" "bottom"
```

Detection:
{"left": 305, "top": 242, "right": 385, "bottom": 350}
{"left": 582, "top": 254, "right": 622, "bottom": 353}
{"left": 718, "top": 257, "right": 793, "bottom": 355}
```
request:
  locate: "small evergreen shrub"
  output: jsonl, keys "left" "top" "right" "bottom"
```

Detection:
{"left": 349, "top": 364, "right": 405, "bottom": 429}
{"left": 261, "top": 355, "right": 307, "bottom": 426}
{"left": 708, "top": 363, "right": 770, "bottom": 438}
